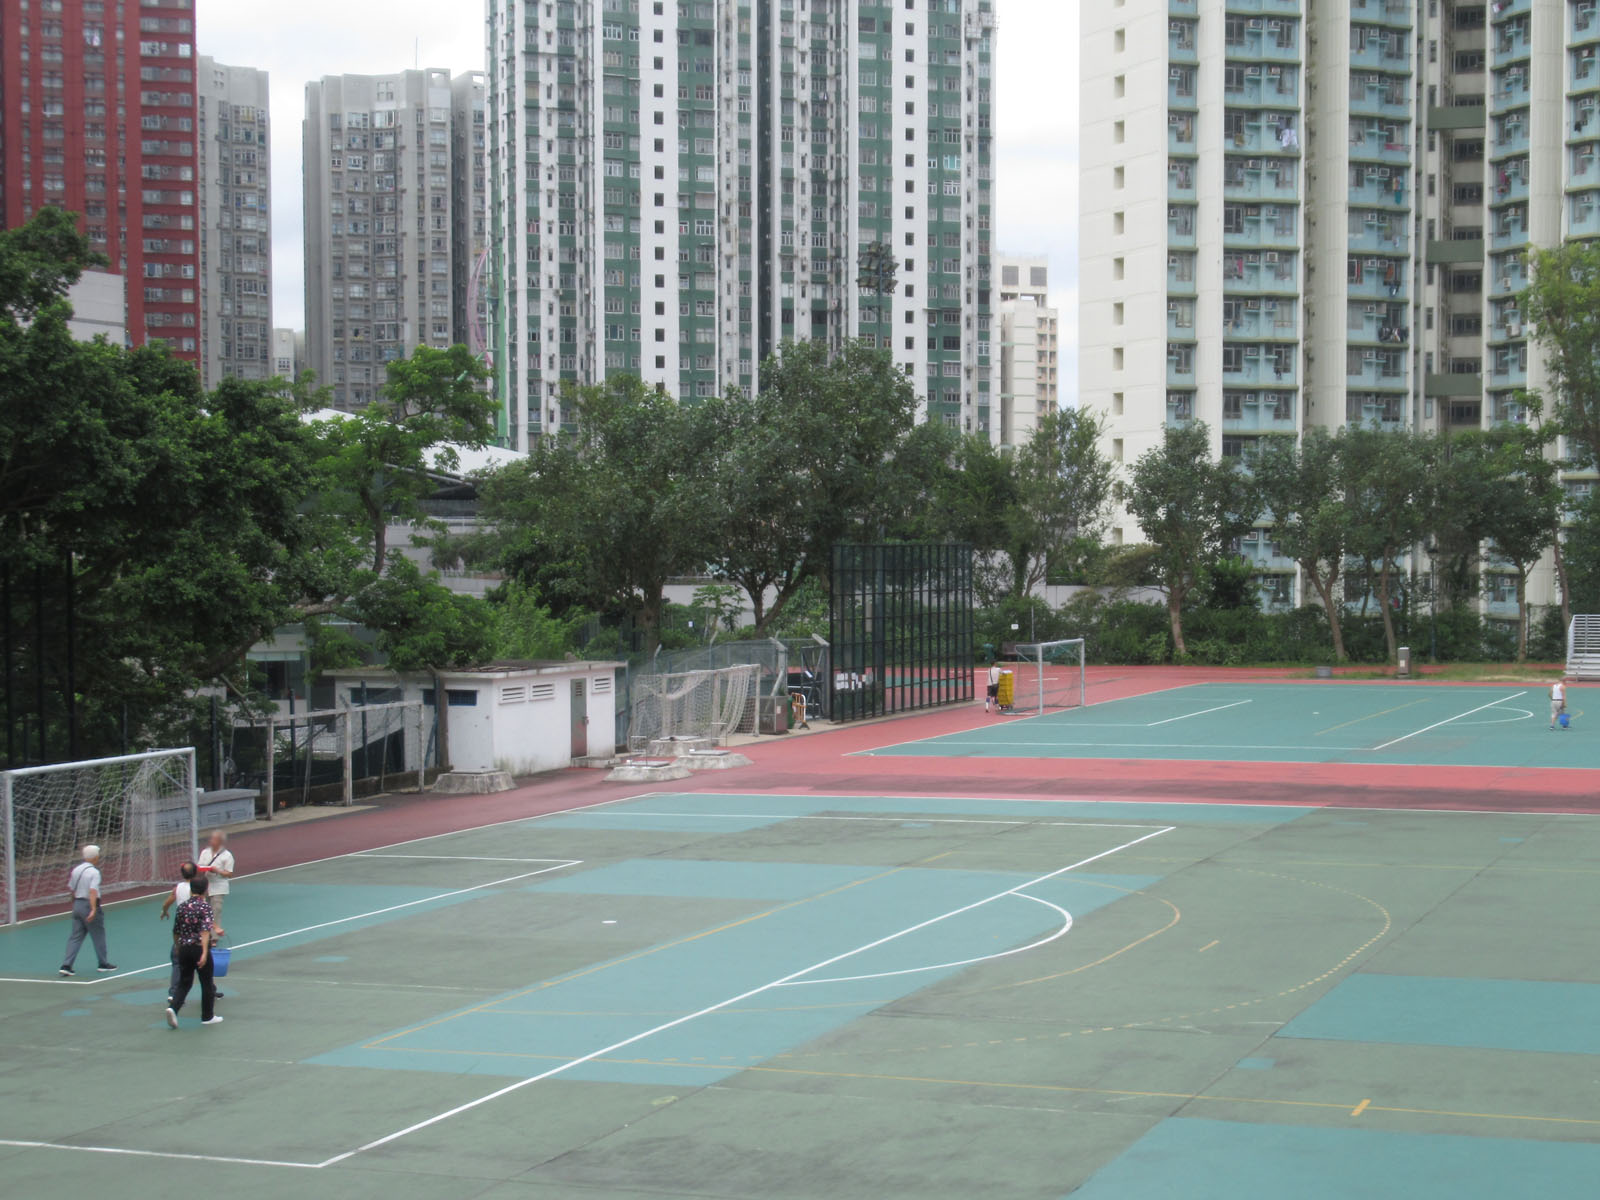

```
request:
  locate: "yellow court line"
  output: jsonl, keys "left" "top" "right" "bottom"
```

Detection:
{"left": 1314, "top": 698, "right": 1426, "bottom": 737}
{"left": 1351, "top": 1098, "right": 1371, "bottom": 1117}
{"left": 362, "top": 852, "right": 952, "bottom": 1051}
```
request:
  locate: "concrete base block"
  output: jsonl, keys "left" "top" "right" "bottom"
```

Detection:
{"left": 430, "top": 770, "right": 516, "bottom": 795}
{"left": 604, "top": 758, "right": 694, "bottom": 783}
{"left": 683, "top": 750, "right": 753, "bottom": 771}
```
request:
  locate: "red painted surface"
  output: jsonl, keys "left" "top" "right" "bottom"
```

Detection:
{"left": 0, "top": 0, "right": 200, "bottom": 361}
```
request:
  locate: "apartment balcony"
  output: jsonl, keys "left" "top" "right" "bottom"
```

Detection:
{"left": 1574, "top": 2, "right": 1600, "bottom": 45}
{"left": 1490, "top": 219, "right": 1529, "bottom": 250}
{"left": 1168, "top": 262, "right": 1197, "bottom": 294}
{"left": 1166, "top": 395, "right": 1196, "bottom": 427}
{"left": 1167, "top": 356, "right": 1197, "bottom": 388}
{"left": 1235, "top": 539, "right": 1297, "bottom": 573}
{"left": 1225, "top": 259, "right": 1300, "bottom": 294}
{"left": 1169, "top": 0, "right": 1198, "bottom": 14}
{"left": 1491, "top": 0, "right": 1532, "bottom": 20}
{"left": 1224, "top": 72, "right": 1300, "bottom": 109}
{"left": 1168, "top": 79, "right": 1199, "bottom": 110}
{"left": 1169, "top": 30, "right": 1198, "bottom": 64}
{"left": 1223, "top": 348, "right": 1296, "bottom": 387}
{"left": 1224, "top": 122, "right": 1298, "bottom": 155}
{"left": 1169, "top": 121, "right": 1197, "bottom": 152}
{"left": 1166, "top": 308, "right": 1198, "bottom": 340}
{"left": 1348, "top": 174, "right": 1409, "bottom": 208}
{"left": 1346, "top": 396, "right": 1405, "bottom": 432}
{"left": 1223, "top": 222, "right": 1299, "bottom": 252}
{"left": 1350, "top": 42, "right": 1410, "bottom": 74}
{"left": 1168, "top": 218, "right": 1198, "bottom": 249}
{"left": 1493, "top": 26, "right": 1531, "bottom": 67}
{"left": 1350, "top": 86, "right": 1410, "bottom": 122}
{"left": 1222, "top": 394, "right": 1297, "bottom": 433}
{"left": 1571, "top": 192, "right": 1600, "bottom": 237}
{"left": 1350, "top": 0, "right": 1413, "bottom": 25}
{"left": 1347, "top": 306, "right": 1408, "bottom": 343}
{"left": 1573, "top": 54, "right": 1600, "bottom": 91}
{"left": 1491, "top": 164, "right": 1529, "bottom": 202}
{"left": 1488, "top": 263, "right": 1529, "bottom": 297}
{"left": 1492, "top": 123, "right": 1529, "bottom": 157}
{"left": 1346, "top": 356, "right": 1408, "bottom": 389}
{"left": 1489, "top": 350, "right": 1528, "bottom": 389}
{"left": 1223, "top": 166, "right": 1299, "bottom": 202}
{"left": 1168, "top": 165, "right": 1197, "bottom": 200}
{"left": 1347, "top": 223, "right": 1409, "bottom": 254}
{"left": 1347, "top": 268, "right": 1407, "bottom": 301}
{"left": 1348, "top": 130, "right": 1412, "bottom": 165}
{"left": 1221, "top": 0, "right": 1301, "bottom": 15}
{"left": 1222, "top": 306, "right": 1296, "bottom": 340}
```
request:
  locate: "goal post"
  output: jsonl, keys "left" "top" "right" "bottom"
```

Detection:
{"left": 0, "top": 748, "right": 197, "bottom": 926}
{"left": 627, "top": 664, "right": 762, "bottom": 752}
{"left": 1006, "top": 639, "right": 1088, "bottom": 715}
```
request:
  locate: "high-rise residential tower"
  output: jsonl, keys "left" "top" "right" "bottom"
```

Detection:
{"left": 995, "top": 251, "right": 1060, "bottom": 446}
{"left": 1080, "top": 0, "right": 1593, "bottom": 617}
{"left": 303, "top": 69, "right": 483, "bottom": 411}
{"left": 486, "top": 0, "right": 996, "bottom": 451}
{"left": 452, "top": 72, "right": 490, "bottom": 360}
{"left": 0, "top": 0, "right": 201, "bottom": 362}
{"left": 197, "top": 57, "right": 271, "bottom": 388}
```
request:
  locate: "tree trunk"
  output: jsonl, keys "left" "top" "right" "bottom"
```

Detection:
{"left": 432, "top": 669, "right": 451, "bottom": 771}
{"left": 1310, "top": 569, "right": 1347, "bottom": 662}
{"left": 1553, "top": 532, "right": 1573, "bottom": 631}
{"left": 1168, "top": 590, "right": 1187, "bottom": 659}
{"left": 1376, "top": 560, "right": 1398, "bottom": 663}
{"left": 1515, "top": 567, "right": 1529, "bottom": 663}
{"left": 742, "top": 579, "right": 767, "bottom": 637}
{"left": 638, "top": 588, "right": 664, "bottom": 656}
{"left": 1359, "top": 558, "right": 1373, "bottom": 617}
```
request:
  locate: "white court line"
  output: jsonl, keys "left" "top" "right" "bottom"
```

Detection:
{"left": 1145, "top": 698, "right": 1253, "bottom": 726}
{"left": 0, "top": 861, "right": 581, "bottom": 986}
{"left": 0, "top": 1138, "right": 319, "bottom": 1170}
{"left": 577, "top": 810, "right": 1161, "bottom": 830}
{"left": 777, "top": 891, "right": 1074, "bottom": 987}
{"left": 348, "top": 854, "right": 576, "bottom": 863}
{"left": 1371, "top": 690, "right": 1528, "bottom": 752}
{"left": 314, "top": 822, "right": 1172, "bottom": 1169}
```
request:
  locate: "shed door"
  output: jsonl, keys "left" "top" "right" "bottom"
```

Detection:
{"left": 571, "top": 679, "right": 588, "bottom": 759}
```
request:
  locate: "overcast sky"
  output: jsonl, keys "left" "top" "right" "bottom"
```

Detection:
{"left": 197, "top": 0, "right": 1077, "bottom": 390}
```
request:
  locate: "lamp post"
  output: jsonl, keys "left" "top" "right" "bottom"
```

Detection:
{"left": 1424, "top": 538, "right": 1438, "bottom": 662}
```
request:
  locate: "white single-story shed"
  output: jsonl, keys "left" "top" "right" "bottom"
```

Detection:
{"left": 328, "top": 661, "right": 623, "bottom": 776}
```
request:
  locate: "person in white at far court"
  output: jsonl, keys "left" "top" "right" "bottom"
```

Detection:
{"left": 1551, "top": 678, "right": 1568, "bottom": 731}
{"left": 60, "top": 845, "right": 115, "bottom": 976}
{"left": 197, "top": 831, "right": 234, "bottom": 920}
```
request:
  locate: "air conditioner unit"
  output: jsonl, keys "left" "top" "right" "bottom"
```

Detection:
{"left": 1268, "top": 66, "right": 1283, "bottom": 77}
{"left": 1506, "top": 322, "right": 1522, "bottom": 337}
{"left": 1364, "top": 352, "right": 1380, "bottom": 362}
{"left": 1246, "top": 299, "right": 1263, "bottom": 310}
{"left": 1246, "top": 346, "right": 1262, "bottom": 356}
{"left": 1267, "top": 20, "right": 1285, "bottom": 33}
{"left": 1365, "top": 303, "right": 1380, "bottom": 315}
{"left": 1168, "top": 255, "right": 1180, "bottom": 268}
{"left": 1167, "top": 300, "right": 1179, "bottom": 313}
{"left": 1246, "top": 158, "right": 1263, "bottom": 170}
{"left": 1248, "top": 19, "right": 1266, "bottom": 31}
{"left": 1169, "top": 67, "right": 1183, "bottom": 80}
{"left": 1375, "top": 168, "right": 1390, "bottom": 179}
{"left": 1246, "top": 66, "right": 1262, "bottom": 77}
{"left": 1246, "top": 252, "right": 1262, "bottom": 264}
{"left": 1265, "top": 251, "right": 1281, "bottom": 263}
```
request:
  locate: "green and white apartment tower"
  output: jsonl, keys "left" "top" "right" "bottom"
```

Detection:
{"left": 486, "top": 0, "right": 996, "bottom": 450}
{"left": 1082, "top": 0, "right": 1600, "bottom": 617}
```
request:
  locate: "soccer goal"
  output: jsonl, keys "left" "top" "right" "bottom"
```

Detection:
{"left": 627, "top": 664, "right": 762, "bottom": 752}
{"left": 1006, "top": 639, "right": 1088, "bottom": 715}
{"left": 0, "top": 748, "right": 197, "bottom": 925}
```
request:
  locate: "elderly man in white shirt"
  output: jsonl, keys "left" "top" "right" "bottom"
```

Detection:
{"left": 60, "top": 845, "right": 116, "bottom": 976}
{"left": 197, "top": 831, "right": 235, "bottom": 920}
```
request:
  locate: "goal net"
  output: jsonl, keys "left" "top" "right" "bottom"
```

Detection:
{"left": 1, "top": 749, "right": 197, "bottom": 925}
{"left": 628, "top": 665, "right": 761, "bottom": 752}
{"left": 1006, "top": 639, "right": 1088, "bottom": 715}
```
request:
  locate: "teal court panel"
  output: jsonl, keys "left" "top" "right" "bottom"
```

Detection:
{"left": 859, "top": 682, "right": 1595, "bottom": 769}
{"left": 309, "top": 867, "right": 1156, "bottom": 1085}
{"left": 531, "top": 859, "right": 908, "bottom": 900}
{"left": 1066, "top": 1118, "right": 1600, "bottom": 1199}
{"left": 575, "top": 791, "right": 1311, "bottom": 827}
{"left": 1276, "top": 974, "right": 1600, "bottom": 1056}
{"left": 0, "top": 880, "right": 505, "bottom": 980}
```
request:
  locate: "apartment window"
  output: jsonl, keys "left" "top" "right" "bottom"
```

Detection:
{"left": 1114, "top": 29, "right": 1126, "bottom": 52}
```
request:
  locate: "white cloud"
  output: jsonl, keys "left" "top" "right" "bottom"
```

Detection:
{"left": 197, "top": 0, "right": 1079, "bottom": 358}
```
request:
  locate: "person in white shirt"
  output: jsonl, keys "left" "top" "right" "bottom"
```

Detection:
{"left": 1551, "top": 678, "right": 1568, "bottom": 731}
{"left": 160, "top": 862, "right": 198, "bottom": 1000}
{"left": 985, "top": 662, "right": 1002, "bottom": 713}
{"left": 60, "top": 845, "right": 115, "bottom": 976}
{"left": 197, "top": 831, "right": 235, "bottom": 919}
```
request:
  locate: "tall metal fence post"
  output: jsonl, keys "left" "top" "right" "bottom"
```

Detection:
{"left": 263, "top": 719, "right": 275, "bottom": 821}
{"left": 2, "top": 773, "right": 15, "bottom": 926}
{"left": 415, "top": 703, "right": 426, "bottom": 792}
{"left": 187, "top": 747, "right": 199, "bottom": 861}
{"left": 341, "top": 707, "right": 354, "bottom": 807}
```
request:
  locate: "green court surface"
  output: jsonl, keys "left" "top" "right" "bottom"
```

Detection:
{"left": 864, "top": 681, "right": 1598, "bottom": 768}
{"left": 3, "top": 791, "right": 1600, "bottom": 1198}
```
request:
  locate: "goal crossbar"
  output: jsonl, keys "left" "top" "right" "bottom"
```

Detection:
{"left": 1006, "top": 639, "right": 1087, "bottom": 715}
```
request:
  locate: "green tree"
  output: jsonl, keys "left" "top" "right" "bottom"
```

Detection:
{"left": 1521, "top": 241, "right": 1600, "bottom": 473}
{"left": 1342, "top": 427, "right": 1432, "bottom": 663}
{"left": 480, "top": 376, "right": 720, "bottom": 654}
{"left": 1001, "top": 408, "right": 1117, "bottom": 600}
{"left": 708, "top": 340, "right": 920, "bottom": 631}
{"left": 1121, "top": 422, "right": 1260, "bottom": 657}
{"left": 1252, "top": 429, "right": 1350, "bottom": 659}
{"left": 1479, "top": 422, "right": 1562, "bottom": 661}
